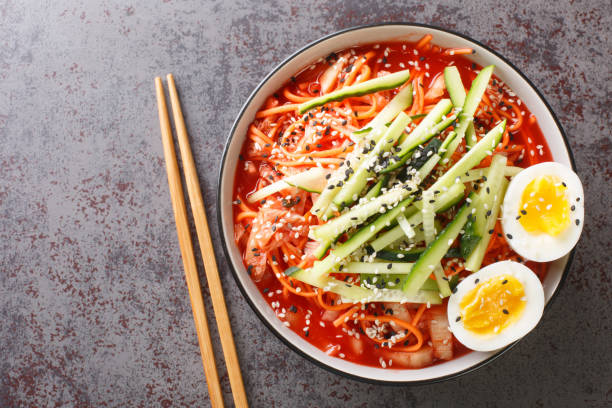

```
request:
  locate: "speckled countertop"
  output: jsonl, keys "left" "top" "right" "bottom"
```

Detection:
{"left": 1, "top": 1, "right": 610, "bottom": 407}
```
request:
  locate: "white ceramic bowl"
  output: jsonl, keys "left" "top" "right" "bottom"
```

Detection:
{"left": 217, "top": 23, "right": 575, "bottom": 384}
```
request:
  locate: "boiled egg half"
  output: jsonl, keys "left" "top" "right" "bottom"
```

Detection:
{"left": 447, "top": 261, "right": 544, "bottom": 351}
{"left": 501, "top": 162, "right": 584, "bottom": 262}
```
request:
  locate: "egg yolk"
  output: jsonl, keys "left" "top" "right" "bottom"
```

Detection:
{"left": 518, "top": 175, "right": 570, "bottom": 236}
{"left": 459, "top": 275, "right": 526, "bottom": 336}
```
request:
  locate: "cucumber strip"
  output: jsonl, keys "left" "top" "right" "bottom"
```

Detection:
{"left": 416, "top": 153, "right": 442, "bottom": 183}
{"left": 396, "top": 99, "right": 453, "bottom": 157}
{"left": 354, "top": 84, "right": 414, "bottom": 138}
{"left": 459, "top": 216, "right": 481, "bottom": 259}
{"left": 313, "top": 239, "right": 331, "bottom": 260}
{"left": 444, "top": 66, "right": 466, "bottom": 107}
{"left": 312, "top": 127, "right": 387, "bottom": 219}
{"left": 432, "top": 264, "right": 452, "bottom": 297}
{"left": 361, "top": 273, "right": 437, "bottom": 291}
{"left": 444, "top": 65, "right": 495, "bottom": 158}
{"left": 288, "top": 264, "right": 441, "bottom": 304}
{"left": 465, "top": 178, "right": 508, "bottom": 271}
{"left": 381, "top": 149, "right": 412, "bottom": 174}
{"left": 396, "top": 215, "right": 416, "bottom": 239}
{"left": 460, "top": 165, "right": 522, "bottom": 183}
{"left": 364, "top": 174, "right": 389, "bottom": 199}
{"left": 473, "top": 154, "right": 507, "bottom": 235}
{"left": 422, "top": 189, "right": 451, "bottom": 297}
{"left": 310, "top": 186, "right": 410, "bottom": 242}
{"left": 402, "top": 138, "right": 443, "bottom": 175}
{"left": 466, "top": 122, "right": 477, "bottom": 149}
{"left": 376, "top": 247, "right": 461, "bottom": 262}
{"left": 462, "top": 66, "right": 495, "bottom": 118}
{"left": 247, "top": 167, "right": 331, "bottom": 203}
{"left": 298, "top": 69, "right": 411, "bottom": 114}
{"left": 402, "top": 194, "right": 476, "bottom": 296}
{"left": 344, "top": 262, "right": 414, "bottom": 274}
{"left": 376, "top": 248, "right": 424, "bottom": 262}
{"left": 443, "top": 68, "right": 477, "bottom": 149}
{"left": 370, "top": 224, "right": 424, "bottom": 253}
{"left": 428, "top": 120, "right": 506, "bottom": 193}
{"left": 332, "top": 112, "right": 411, "bottom": 208}
{"left": 370, "top": 183, "right": 465, "bottom": 251}
{"left": 308, "top": 197, "right": 414, "bottom": 278}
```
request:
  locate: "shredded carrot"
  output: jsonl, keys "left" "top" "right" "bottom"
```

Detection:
{"left": 416, "top": 34, "right": 433, "bottom": 49}
{"left": 232, "top": 36, "right": 553, "bottom": 364}
{"left": 333, "top": 305, "right": 361, "bottom": 327}
{"left": 443, "top": 48, "right": 474, "bottom": 56}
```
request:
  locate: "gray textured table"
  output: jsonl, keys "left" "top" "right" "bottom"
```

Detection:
{"left": 1, "top": 1, "right": 610, "bottom": 407}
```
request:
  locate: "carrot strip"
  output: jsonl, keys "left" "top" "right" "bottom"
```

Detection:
{"left": 333, "top": 305, "right": 360, "bottom": 327}
{"left": 416, "top": 34, "right": 433, "bottom": 49}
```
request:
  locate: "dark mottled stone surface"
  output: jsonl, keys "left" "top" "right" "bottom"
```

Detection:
{"left": 0, "top": 1, "right": 610, "bottom": 407}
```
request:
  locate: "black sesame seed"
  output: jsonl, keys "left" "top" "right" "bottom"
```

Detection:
{"left": 475, "top": 279, "right": 480, "bottom": 284}
{"left": 576, "top": 197, "right": 581, "bottom": 202}
{"left": 452, "top": 286, "right": 458, "bottom": 294}
{"left": 488, "top": 229, "right": 494, "bottom": 235}
{"left": 575, "top": 219, "right": 580, "bottom": 226}
{"left": 562, "top": 182, "right": 567, "bottom": 187}
{"left": 247, "top": 265, "right": 253, "bottom": 275}
{"left": 502, "top": 279, "right": 508, "bottom": 284}
{"left": 502, "top": 309, "right": 509, "bottom": 315}
{"left": 506, "top": 233, "right": 513, "bottom": 239}
{"left": 289, "top": 305, "right": 297, "bottom": 313}
{"left": 387, "top": 263, "right": 393, "bottom": 270}
{"left": 455, "top": 316, "right": 461, "bottom": 322}
{"left": 263, "top": 288, "right": 269, "bottom": 293}
{"left": 571, "top": 205, "right": 575, "bottom": 211}
{"left": 305, "top": 331, "right": 309, "bottom": 337}
{"left": 521, "top": 209, "right": 527, "bottom": 215}
{"left": 516, "top": 215, "right": 521, "bottom": 220}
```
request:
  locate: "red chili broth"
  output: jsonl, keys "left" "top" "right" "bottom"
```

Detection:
{"left": 232, "top": 41, "right": 553, "bottom": 368}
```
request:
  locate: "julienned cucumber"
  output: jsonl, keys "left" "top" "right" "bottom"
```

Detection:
{"left": 361, "top": 273, "right": 438, "bottom": 291}
{"left": 455, "top": 65, "right": 494, "bottom": 136}
{"left": 247, "top": 167, "right": 331, "bottom": 203}
{"left": 465, "top": 178, "right": 508, "bottom": 271}
{"left": 428, "top": 120, "right": 506, "bottom": 193}
{"left": 396, "top": 99, "right": 453, "bottom": 157}
{"left": 472, "top": 154, "right": 507, "bottom": 235}
{"left": 312, "top": 126, "right": 387, "bottom": 219}
{"left": 464, "top": 154, "right": 507, "bottom": 271}
{"left": 353, "top": 84, "right": 414, "bottom": 139}
{"left": 310, "top": 186, "right": 410, "bottom": 242}
{"left": 344, "top": 261, "right": 414, "bottom": 274}
{"left": 460, "top": 165, "right": 522, "bottom": 183}
{"left": 444, "top": 66, "right": 466, "bottom": 107}
{"left": 376, "top": 248, "right": 424, "bottom": 262}
{"left": 444, "top": 66, "right": 478, "bottom": 149}
{"left": 332, "top": 112, "right": 411, "bottom": 208}
{"left": 364, "top": 174, "right": 389, "bottom": 199}
{"left": 369, "top": 183, "right": 465, "bottom": 252}
{"left": 298, "top": 69, "right": 411, "bottom": 114}
{"left": 287, "top": 265, "right": 441, "bottom": 304}
{"left": 309, "top": 197, "right": 414, "bottom": 278}
{"left": 402, "top": 193, "right": 476, "bottom": 296}
{"left": 444, "top": 65, "right": 495, "bottom": 158}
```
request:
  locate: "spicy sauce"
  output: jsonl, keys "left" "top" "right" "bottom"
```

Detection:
{"left": 232, "top": 40, "right": 552, "bottom": 368}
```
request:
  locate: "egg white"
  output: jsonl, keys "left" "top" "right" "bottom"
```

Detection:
{"left": 501, "top": 162, "right": 584, "bottom": 262}
{"left": 447, "top": 261, "right": 545, "bottom": 352}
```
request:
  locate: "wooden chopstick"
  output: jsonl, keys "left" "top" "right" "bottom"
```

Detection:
{"left": 166, "top": 74, "right": 248, "bottom": 408}
{"left": 155, "top": 77, "right": 225, "bottom": 408}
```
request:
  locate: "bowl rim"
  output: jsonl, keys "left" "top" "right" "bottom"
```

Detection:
{"left": 216, "top": 22, "right": 575, "bottom": 385}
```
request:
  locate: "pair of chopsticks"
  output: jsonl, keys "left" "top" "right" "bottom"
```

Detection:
{"left": 155, "top": 74, "right": 248, "bottom": 408}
